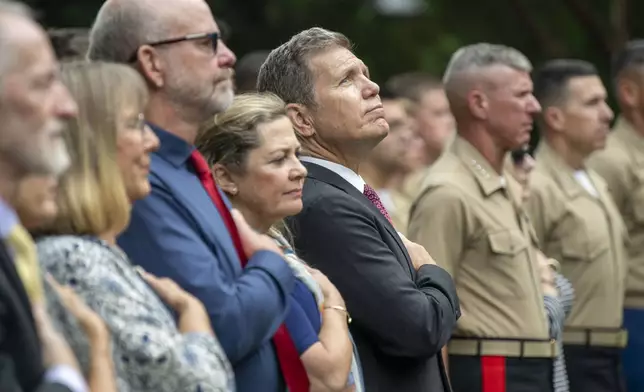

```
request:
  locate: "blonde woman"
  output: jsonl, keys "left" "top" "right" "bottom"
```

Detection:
{"left": 35, "top": 62, "right": 234, "bottom": 392}
{"left": 197, "top": 93, "right": 364, "bottom": 392}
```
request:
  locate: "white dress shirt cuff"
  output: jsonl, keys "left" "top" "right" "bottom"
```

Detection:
{"left": 45, "top": 365, "right": 88, "bottom": 392}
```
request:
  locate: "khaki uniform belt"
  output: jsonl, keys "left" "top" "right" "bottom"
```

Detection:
{"left": 562, "top": 328, "right": 628, "bottom": 348}
{"left": 448, "top": 338, "right": 559, "bottom": 358}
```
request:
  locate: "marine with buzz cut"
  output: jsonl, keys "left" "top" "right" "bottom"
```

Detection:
{"left": 408, "top": 43, "right": 555, "bottom": 392}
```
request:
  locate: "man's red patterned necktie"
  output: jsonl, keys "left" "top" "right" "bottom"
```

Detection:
{"left": 363, "top": 183, "right": 393, "bottom": 224}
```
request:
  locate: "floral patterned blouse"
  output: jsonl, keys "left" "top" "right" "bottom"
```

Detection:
{"left": 37, "top": 235, "right": 235, "bottom": 392}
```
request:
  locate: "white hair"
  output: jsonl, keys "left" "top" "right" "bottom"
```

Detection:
{"left": 443, "top": 43, "right": 532, "bottom": 86}
{"left": 0, "top": 0, "right": 34, "bottom": 83}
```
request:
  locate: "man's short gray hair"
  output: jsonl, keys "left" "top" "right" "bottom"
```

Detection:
{"left": 443, "top": 43, "right": 532, "bottom": 87}
{"left": 87, "top": 0, "right": 167, "bottom": 63}
{"left": 0, "top": 0, "right": 34, "bottom": 86}
{"left": 257, "top": 27, "right": 352, "bottom": 108}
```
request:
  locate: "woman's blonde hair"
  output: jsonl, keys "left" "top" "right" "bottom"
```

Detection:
{"left": 46, "top": 61, "right": 148, "bottom": 236}
{"left": 196, "top": 92, "right": 287, "bottom": 172}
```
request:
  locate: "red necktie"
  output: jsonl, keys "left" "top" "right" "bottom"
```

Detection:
{"left": 363, "top": 183, "right": 393, "bottom": 224}
{"left": 190, "top": 150, "right": 310, "bottom": 391}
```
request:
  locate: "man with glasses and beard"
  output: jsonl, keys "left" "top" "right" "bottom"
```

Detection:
{"left": 87, "top": 1, "right": 302, "bottom": 391}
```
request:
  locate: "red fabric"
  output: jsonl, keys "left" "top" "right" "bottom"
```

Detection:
{"left": 363, "top": 183, "right": 393, "bottom": 224}
{"left": 190, "top": 150, "right": 310, "bottom": 392}
{"left": 481, "top": 356, "right": 506, "bottom": 392}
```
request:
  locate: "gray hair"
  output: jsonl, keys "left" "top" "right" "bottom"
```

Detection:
{"left": 87, "top": 0, "right": 167, "bottom": 63}
{"left": 0, "top": 0, "right": 34, "bottom": 81}
{"left": 257, "top": 27, "right": 352, "bottom": 108}
{"left": 443, "top": 43, "right": 532, "bottom": 87}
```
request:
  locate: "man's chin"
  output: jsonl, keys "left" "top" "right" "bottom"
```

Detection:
{"left": 369, "top": 119, "right": 390, "bottom": 138}
{"left": 210, "top": 89, "right": 235, "bottom": 115}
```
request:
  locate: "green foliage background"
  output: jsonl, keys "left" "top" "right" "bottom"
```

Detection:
{"left": 26, "top": 0, "right": 644, "bottom": 85}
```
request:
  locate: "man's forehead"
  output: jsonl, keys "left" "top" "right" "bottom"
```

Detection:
{"left": 2, "top": 16, "right": 53, "bottom": 75}
{"left": 309, "top": 46, "right": 363, "bottom": 76}
{"left": 477, "top": 64, "right": 528, "bottom": 84}
{"left": 568, "top": 75, "right": 605, "bottom": 96}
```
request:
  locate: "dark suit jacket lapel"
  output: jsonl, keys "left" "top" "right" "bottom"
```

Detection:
{"left": 0, "top": 241, "right": 41, "bottom": 356}
{"left": 0, "top": 242, "right": 33, "bottom": 321}
{"left": 303, "top": 162, "right": 414, "bottom": 272}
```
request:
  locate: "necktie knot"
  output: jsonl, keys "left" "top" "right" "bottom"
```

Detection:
{"left": 363, "top": 184, "right": 393, "bottom": 224}
{"left": 189, "top": 150, "right": 211, "bottom": 177}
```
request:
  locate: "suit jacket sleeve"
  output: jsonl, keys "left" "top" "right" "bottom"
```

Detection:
{"left": 118, "top": 182, "right": 295, "bottom": 364}
{"left": 35, "top": 383, "right": 73, "bottom": 392}
{"left": 291, "top": 192, "right": 459, "bottom": 358}
{"left": 0, "top": 355, "right": 72, "bottom": 392}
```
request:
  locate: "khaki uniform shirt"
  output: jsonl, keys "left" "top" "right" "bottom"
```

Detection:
{"left": 399, "top": 133, "right": 457, "bottom": 211}
{"left": 588, "top": 117, "right": 644, "bottom": 309}
{"left": 408, "top": 136, "right": 549, "bottom": 339}
{"left": 527, "top": 142, "right": 627, "bottom": 329}
{"left": 389, "top": 190, "right": 412, "bottom": 236}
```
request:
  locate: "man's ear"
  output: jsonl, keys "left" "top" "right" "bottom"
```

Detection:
{"left": 543, "top": 106, "right": 565, "bottom": 133}
{"left": 467, "top": 89, "right": 489, "bottom": 120}
{"left": 618, "top": 77, "right": 639, "bottom": 109}
{"left": 136, "top": 45, "right": 165, "bottom": 89}
{"left": 286, "top": 103, "right": 315, "bottom": 139}
{"left": 211, "top": 163, "right": 238, "bottom": 196}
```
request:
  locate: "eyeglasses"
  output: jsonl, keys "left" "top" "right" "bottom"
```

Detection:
{"left": 134, "top": 113, "right": 146, "bottom": 132}
{"left": 128, "top": 32, "right": 219, "bottom": 63}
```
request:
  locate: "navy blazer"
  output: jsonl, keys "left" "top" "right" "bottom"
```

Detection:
{"left": 118, "top": 125, "right": 295, "bottom": 392}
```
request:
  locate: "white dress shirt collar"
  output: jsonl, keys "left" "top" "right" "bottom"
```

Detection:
{"left": 300, "top": 156, "right": 366, "bottom": 192}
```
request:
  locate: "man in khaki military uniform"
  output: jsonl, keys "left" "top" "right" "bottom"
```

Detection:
{"left": 588, "top": 40, "right": 644, "bottom": 392}
{"left": 408, "top": 43, "right": 554, "bottom": 392}
{"left": 528, "top": 59, "right": 626, "bottom": 392}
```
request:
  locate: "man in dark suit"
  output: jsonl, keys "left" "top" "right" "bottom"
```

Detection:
{"left": 0, "top": 1, "right": 87, "bottom": 391}
{"left": 258, "top": 27, "right": 461, "bottom": 392}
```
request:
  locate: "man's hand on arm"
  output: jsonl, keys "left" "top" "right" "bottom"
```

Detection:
{"left": 399, "top": 233, "right": 437, "bottom": 270}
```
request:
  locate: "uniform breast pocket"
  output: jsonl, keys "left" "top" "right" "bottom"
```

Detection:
{"left": 560, "top": 234, "right": 588, "bottom": 261}
{"left": 486, "top": 230, "right": 530, "bottom": 299}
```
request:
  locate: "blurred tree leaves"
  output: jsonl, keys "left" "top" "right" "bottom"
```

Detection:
{"left": 24, "top": 0, "right": 644, "bottom": 84}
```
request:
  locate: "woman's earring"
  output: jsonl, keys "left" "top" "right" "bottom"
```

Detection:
{"left": 230, "top": 187, "right": 238, "bottom": 196}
